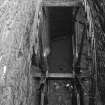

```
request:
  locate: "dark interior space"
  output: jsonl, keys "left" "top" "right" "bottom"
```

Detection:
{"left": 48, "top": 7, "right": 74, "bottom": 73}
{"left": 47, "top": 7, "right": 74, "bottom": 105}
{"left": 48, "top": 7, "right": 74, "bottom": 39}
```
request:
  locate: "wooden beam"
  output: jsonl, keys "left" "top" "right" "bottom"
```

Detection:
{"left": 41, "top": 0, "right": 82, "bottom": 7}
{"left": 31, "top": 66, "right": 90, "bottom": 79}
{"left": 32, "top": 73, "right": 74, "bottom": 78}
{"left": 32, "top": 72, "right": 90, "bottom": 79}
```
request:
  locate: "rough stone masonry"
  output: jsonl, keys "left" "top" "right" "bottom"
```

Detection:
{"left": 0, "top": 0, "right": 41, "bottom": 105}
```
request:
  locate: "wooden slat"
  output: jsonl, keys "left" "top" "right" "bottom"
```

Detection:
{"left": 42, "top": 0, "right": 82, "bottom": 7}
{"left": 48, "top": 73, "right": 74, "bottom": 78}
{"left": 32, "top": 73, "right": 74, "bottom": 78}
{"left": 32, "top": 72, "right": 90, "bottom": 79}
{"left": 32, "top": 71, "right": 91, "bottom": 79}
{"left": 31, "top": 66, "right": 90, "bottom": 79}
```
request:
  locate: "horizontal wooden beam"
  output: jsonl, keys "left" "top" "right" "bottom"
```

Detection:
{"left": 31, "top": 66, "right": 90, "bottom": 79}
{"left": 32, "top": 73, "right": 74, "bottom": 78}
{"left": 42, "top": 0, "right": 82, "bottom": 7}
{"left": 32, "top": 72, "right": 90, "bottom": 79}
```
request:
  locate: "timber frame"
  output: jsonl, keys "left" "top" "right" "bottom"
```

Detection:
{"left": 31, "top": 0, "right": 98, "bottom": 105}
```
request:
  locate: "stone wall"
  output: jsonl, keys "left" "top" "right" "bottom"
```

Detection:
{"left": 0, "top": 0, "right": 40, "bottom": 105}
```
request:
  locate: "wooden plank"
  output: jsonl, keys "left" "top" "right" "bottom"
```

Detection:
{"left": 32, "top": 73, "right": 74, "bottom": 78}
{"left": 41, "top": 0, "right": 82, "bottom": 7}
{"left": 32, "top": 72, "right": 90, "bottom": 79}
{"left": 48, "top": 73, "right": 74, "bottom": 78}
{"left": 31, "top": 66, "right": 90, "bottom": 79}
